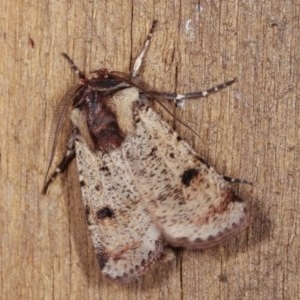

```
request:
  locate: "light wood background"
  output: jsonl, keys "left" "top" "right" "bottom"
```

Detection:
{"left": 1, "top": 1, "right": 299, "bottom": 299}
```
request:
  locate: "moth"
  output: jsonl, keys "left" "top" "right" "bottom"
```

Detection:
{"left": 42, "top": 21, "right": 249, "bottom": 284}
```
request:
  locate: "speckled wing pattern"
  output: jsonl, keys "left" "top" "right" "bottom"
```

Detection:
{"left": 75, "top": 139, "right": 164, "bottom": 283}
{"left": 122, "top": 102, "right": 249, "bottom": 249}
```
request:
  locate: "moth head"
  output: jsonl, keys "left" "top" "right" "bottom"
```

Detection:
{"left": 87, "top": 68, "right": 108, "bottom": 80}
{"left": 86, "top": 69, "right": 125, "bottom": 91}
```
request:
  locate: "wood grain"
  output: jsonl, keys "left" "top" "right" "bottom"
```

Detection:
{"left": 1, "top": 0, "right": 299, "bottom": 299}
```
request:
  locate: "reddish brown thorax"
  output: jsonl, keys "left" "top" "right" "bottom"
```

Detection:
{"left": 75, "top": 69, "right": 128, "bottom": 153}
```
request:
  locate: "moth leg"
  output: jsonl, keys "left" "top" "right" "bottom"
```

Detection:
{"left": 148, "top": 78, "right": 237, "bottom": 107}
{"left": 42, "top": 130, "right": 76, "bottom": 194}
{"left": 131, "top": 20, "right": 158, "bottom": 78}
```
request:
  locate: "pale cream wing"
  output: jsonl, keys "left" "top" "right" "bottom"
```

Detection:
{"left": 75, "top": 139, "right": 164, "bottom": 283}
{"left": 122, "top": 103, "right": 249, "bottom": 249}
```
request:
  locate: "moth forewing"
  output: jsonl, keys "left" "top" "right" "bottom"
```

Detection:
{"left": 75, "top": 135, "right": 165, "bottom": 283}
{"left": 122, "top": 103, "right": 249, "bottom": 249}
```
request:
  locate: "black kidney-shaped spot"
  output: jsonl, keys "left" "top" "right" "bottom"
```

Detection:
{"left": 181, "top": 168, "right": 199, "bottom": 187}
{"left": 96, "top": 207, "right": 115, "bottom": 219}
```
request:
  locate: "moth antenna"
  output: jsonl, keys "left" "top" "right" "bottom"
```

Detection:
{"left": 43, "top": 54, "right": 88, "bottom": 193}
{"left": 62, "top": 53, "right": 87, "bottom": 80}
{"left": 131, "top": 20, "right": 158, "bottom": 78}
{"left": 147, "top": 78, "right": 237, "bottom": 107}
{"left": 42, "top": 84, "right": 83, "bottom": 193}
{"left": 173, "top": 78, "right": 237, "bottom": 101}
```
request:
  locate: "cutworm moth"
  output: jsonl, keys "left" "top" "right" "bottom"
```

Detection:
{"left": 42, "top": 21, "right": 249, "bottom": 284}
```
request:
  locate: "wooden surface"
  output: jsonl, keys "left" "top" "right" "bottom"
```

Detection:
{"left": 1, "top": 1, "right": 299, "bottom": 299}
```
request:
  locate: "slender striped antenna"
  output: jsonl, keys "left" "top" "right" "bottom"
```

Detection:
{"left": 131, "top": 20, "right": 158, "bottom": 78}
{"left": 62, "top": 53, "right": 86, "bottom": 80}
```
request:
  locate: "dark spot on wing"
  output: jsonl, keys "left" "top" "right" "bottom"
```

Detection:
{"left": 181, "top": 168, "right": 199, "bottom": 186}
{"left": 149, "top": 146, "right": 157, "bottom": 157}
{"left": 100, "top": 166, "right": 111, "bottom": 176}
{"left": 96, "top": 207, "right": 115, "bottom": 219}
{"left": 100, "top": 166, "right": 109, "bottom": 172}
